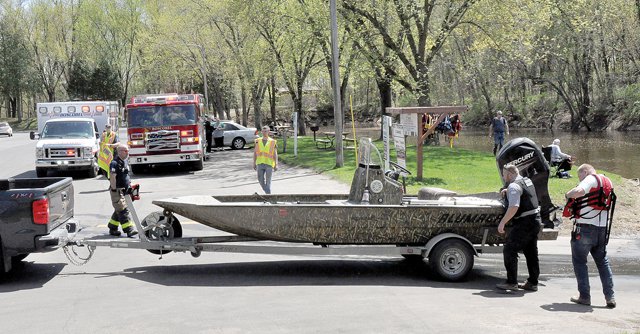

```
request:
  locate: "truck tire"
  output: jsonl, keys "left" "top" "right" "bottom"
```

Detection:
{"left": 0, "top": 239, "right": 11, "bottom": 274}
{"left": 131, "top": 164, "right": 145, "bottom": 175}
{"left": 87, "top": 161, "right": 99, "bottom": 178}
{"left": 36, "top": 167, "right": 47, "bottom": 177}
{"left": 428, "top": 239, "right": 474, "bottom": 282}
{"left": 192, "top": 158, "right": 204, "bottom": 171}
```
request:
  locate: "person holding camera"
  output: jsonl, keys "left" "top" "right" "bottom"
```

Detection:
{"left": 107, "top": 144, "right": 138, "bottom": 237}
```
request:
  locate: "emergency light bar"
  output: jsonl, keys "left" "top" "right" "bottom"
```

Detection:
{"left": 131, "top": 94, "right": 198, "bottom": 104}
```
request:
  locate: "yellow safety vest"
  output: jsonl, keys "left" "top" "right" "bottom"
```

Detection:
{"left": 254, "top": 137, "right": 276, "bottom": 168}
{"left": 98, "top": 132, "right": 116, "bottom": 176}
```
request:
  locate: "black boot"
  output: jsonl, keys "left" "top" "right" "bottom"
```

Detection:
{"left": 123, "top": 227, "right": 138, "bottom": 238}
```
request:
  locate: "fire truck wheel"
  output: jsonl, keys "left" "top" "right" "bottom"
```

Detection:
{"left": 231, "top": 137, "right": 246, "bottom": 150}
{"left": 192, "top": 158, "right": 204, "bottom": 171}
{"left": 131, "top": 165, "right": 145, "bottom": 175}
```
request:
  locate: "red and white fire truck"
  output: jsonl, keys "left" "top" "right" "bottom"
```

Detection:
{"left": 125, "top": 93, "right": 207, "bottom": 173}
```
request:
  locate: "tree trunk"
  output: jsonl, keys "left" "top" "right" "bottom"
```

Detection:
{"left": 269, "top": 75, "right": 277, "bottom": 124}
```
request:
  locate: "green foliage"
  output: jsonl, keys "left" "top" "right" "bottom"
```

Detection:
{"left": 66, "top": 60, "right": 91, "bottom": 100}
{"left": 278, "top": 136, "right": 622, "bottom": 207}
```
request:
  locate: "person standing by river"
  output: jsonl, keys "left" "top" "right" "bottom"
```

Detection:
{"left": 489, "top": 110, "right": 510, "bottom": 156}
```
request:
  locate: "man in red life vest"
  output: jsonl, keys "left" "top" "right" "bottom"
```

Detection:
{"left": 253, "top": 126, "right": 278, "bottom": 194}
{"left": 564, "top": 164, "right": 615, "bottom": 308}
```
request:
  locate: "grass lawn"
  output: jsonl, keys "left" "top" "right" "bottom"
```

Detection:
{"left": 278, "top": 136, "right": 624, "bottom": 206}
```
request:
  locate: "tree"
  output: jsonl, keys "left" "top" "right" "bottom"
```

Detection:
{"left": 0, "top": 5, "right": 33, "bottom": 120}
{"left": 25, "top": 0, "right": 75, "bottom": 102}
{"left": 66, "top": 59, "right": 91, "bottom": 100}
{"left": 343, "top": 0, "right": 477, "bottom": 106}
{"left": 247, "top": 0, "right": 321, "bottom": 135}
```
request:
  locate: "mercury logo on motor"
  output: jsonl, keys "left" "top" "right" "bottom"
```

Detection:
{"left": 504, "top": 152, "right": 534, "bottom": 167}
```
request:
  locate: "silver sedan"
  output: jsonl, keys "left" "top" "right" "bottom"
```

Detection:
{"left": 0, "top": 122, "right": 13, "bottom": 137}
{"left": 219, "top": 121, "right": 259, "bottom": 149}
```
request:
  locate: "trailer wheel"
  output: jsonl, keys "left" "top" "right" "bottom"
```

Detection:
{"left": 141, "top": 211, "right": 183, "bottom": 255}
{"left": 428, "top": 239, "right": 474, "bottom": 282}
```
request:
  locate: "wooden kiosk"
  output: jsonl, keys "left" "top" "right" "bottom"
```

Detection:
{"left": 386, "top": 106, "right": 468, "bottom": 180}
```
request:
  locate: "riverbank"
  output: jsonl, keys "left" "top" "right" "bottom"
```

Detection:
{"left": 278, "top": 137, "right": 639, "bottom": 238}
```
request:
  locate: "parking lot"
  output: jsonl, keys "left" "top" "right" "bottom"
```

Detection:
{"left": 1, "top": 131, "right": 639, "bottom": 333}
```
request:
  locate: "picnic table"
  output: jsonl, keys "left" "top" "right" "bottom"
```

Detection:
{"left": 316, "top": 132, "right": 355, "bottom": 149}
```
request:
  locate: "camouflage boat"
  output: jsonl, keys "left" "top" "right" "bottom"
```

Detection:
{"left": 153, "top": 138, "right": 559, "bottom": 245}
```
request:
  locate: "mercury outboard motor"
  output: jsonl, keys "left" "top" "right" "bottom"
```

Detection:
{"left": 496, "top": 137, "right": 557, "bottom": 228}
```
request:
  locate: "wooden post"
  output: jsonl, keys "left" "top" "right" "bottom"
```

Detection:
{"left": 386, "top": 106, "right": 468, "bottom": 181}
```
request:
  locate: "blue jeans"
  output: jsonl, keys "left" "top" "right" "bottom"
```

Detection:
{"left": 256, "top": 164, "right": 273, "bottom": 194}
{"left": 493, "top": 131, "right": 504, "bottom": 155}
{"left": 571, "top": 224, "right": 615, "bottom": 301}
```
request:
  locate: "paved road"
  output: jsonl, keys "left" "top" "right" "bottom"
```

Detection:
{"left": 1, "top": 131, "right": 639, "bottom": 333}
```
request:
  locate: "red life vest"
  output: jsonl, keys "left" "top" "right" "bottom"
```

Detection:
{"left": 562, "top": 174, "right": 614, "bottom": 219}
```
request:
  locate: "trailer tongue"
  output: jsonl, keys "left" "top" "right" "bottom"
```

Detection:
{"left": 68, "top": 137, "right": 560, "bottom": 281}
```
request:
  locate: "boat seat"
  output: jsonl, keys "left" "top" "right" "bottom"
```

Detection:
{"left": 417, "top": 187, "right": 457, "bottom": 200}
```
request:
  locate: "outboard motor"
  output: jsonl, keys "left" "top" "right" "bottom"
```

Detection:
{"left": 348, "top": 138, "right": 403, "bottom": 205}
{"left": 496, "top": 137, "right": 557, "bottom": 228}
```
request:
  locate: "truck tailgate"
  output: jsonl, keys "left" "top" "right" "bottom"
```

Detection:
{"left": 0, "top": 177, "right": 74, "bottom": 253}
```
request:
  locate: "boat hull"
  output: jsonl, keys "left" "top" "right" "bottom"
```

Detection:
{"left": 153, "top": 194, "right": 509, "bottom": 245}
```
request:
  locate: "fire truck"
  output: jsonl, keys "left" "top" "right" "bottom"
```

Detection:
{"left": 125, "top": 94, "right": 207, "bottom": 173}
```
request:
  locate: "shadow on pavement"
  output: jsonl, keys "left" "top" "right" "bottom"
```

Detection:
{"left": 540, "top": 302, "right": 601, "bottom": 313}
{"left": 79, "top": 258, "right": 510, "bottom": 289}
{"left": 0, "top": 261, "right": 66, "bottom": 293}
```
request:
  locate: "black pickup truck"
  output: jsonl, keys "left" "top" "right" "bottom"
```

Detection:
{"left": 0, "top": 177, "right": 77, "bottom": 273}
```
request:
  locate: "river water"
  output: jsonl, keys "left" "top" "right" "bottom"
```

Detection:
{"left": 454, "top": 128, "right": 640, "bottom": 179}
{"left": 336, "top": 127, "right": 639, "bottom": 179}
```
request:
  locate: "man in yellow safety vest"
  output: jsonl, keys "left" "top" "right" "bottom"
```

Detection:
{"left": 98, "top": 124, "right": 119, "bottom": 177}
{"left": 253, "top": 125, "right": 278, "bottom": 194}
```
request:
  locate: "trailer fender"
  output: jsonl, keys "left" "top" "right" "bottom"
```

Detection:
{"left": 423, "top": 233, "right": 478, "bottom": 258}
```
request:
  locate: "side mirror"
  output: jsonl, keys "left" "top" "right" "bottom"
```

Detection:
{"left": 96, "top": 132, "right": 100, "bottom": 139}
{"left": 30, "top": 131, "right": 37, "bottom": 140}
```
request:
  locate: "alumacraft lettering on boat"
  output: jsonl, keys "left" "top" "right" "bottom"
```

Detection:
{"left": 504, "top": 152, "right": 534, "bottom": 168}
{"left": 436, "top": 213, "right": 501, "bottom": 225}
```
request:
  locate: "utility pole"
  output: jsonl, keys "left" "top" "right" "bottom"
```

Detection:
{"left": 330, "top": 0, "right": 344, "bottom": 167}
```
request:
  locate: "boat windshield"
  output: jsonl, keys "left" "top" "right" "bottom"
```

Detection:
{"left": 357, "top": 138, "right": 383, "bottom": 167}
